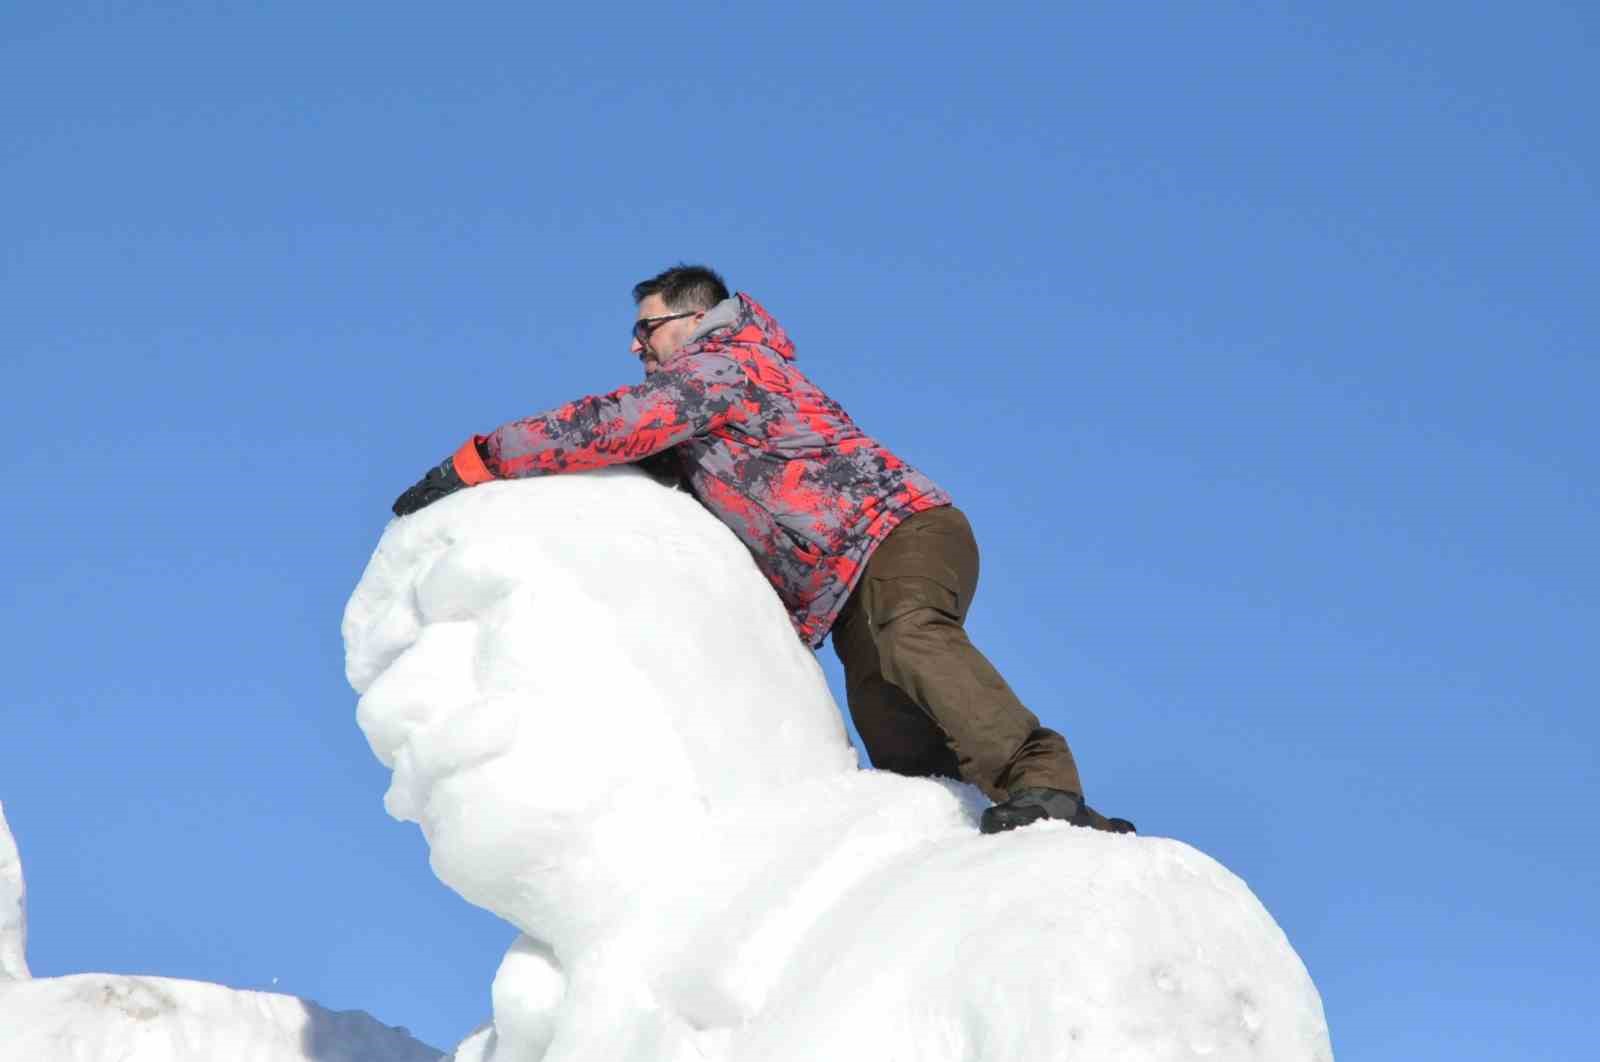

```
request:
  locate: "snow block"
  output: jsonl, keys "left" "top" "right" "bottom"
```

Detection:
{"left": 0, "top": 974, "right": 443, "bottom": 1062}
{"left": 0, "top": 802, "right": 27, "bottom": 981}
{"left": 344, "top": 470, "right": 1334, "bottom": 1062}
{"left": 0, "top": 803, "right": 445, "bottom": 1062}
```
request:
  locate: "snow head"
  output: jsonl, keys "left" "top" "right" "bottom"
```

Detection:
{"left": 342, "top": 469, "right": 855, "bottom": 948}
{"left": 344, "top": 470, "right": 1333, "bottom": 1061}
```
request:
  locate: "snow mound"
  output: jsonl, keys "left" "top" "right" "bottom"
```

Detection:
{"left": 344, "top": 469, "right": 1334, "bottom": 1062}
{"left": 0, "top": 803, "right": 442, "bottom": 1062}
{"left": 0, "top": 974, "right": 443, "bottom": 1062}
{"left": 0, "top": 802, "right": 27, "bottom": 980}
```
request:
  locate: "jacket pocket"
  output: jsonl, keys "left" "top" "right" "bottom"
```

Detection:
{"left": 778, "top": 524, "right": 825, "bottom": 565}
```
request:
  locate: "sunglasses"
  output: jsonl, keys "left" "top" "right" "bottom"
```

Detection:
{"left": 632, "top": 310, "right": 698, "bottom": 346}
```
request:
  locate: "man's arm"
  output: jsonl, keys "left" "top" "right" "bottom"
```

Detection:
{"left": 392, "top": 352, "right": 746, "bottom": 516}
{"left": 485, "top": 351, "right": 746, "bottom": 477}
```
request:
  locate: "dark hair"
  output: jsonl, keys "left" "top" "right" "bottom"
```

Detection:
{"left": 632, "top": 264, "right": 730, "bottom": 311}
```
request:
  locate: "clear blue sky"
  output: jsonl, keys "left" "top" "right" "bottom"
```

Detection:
{"left": 3, "top": 2, "right": 1595, "bottom": 1057}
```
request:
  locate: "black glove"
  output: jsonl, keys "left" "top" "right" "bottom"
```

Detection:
{"left": 392, "top": 439, "right": 495, "bottom": 516}
{"left": 392, "top": 457, "right": 466, "bottom": 516}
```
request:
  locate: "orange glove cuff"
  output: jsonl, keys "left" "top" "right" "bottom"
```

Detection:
{"left": 451, "top": 436, "right": 495, "bottom": 486}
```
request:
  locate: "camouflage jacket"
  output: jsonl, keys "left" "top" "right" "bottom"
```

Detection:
{"left": 480, "top": 293, "right": 952, "bottom": 647}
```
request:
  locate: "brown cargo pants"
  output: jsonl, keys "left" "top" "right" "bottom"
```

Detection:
{"left": 830, "top": 505, "right": 1084, "bottom": 802}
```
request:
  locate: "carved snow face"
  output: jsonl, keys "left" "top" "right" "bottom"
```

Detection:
{"left": 343, "top": 469, "right": 852, "bottom": 943}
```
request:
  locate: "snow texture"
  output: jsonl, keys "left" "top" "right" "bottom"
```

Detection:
{"left": 344, "top": 469, "right": 1335, "bottom": 1062}
{"left": 0, "top": 974, "right": 443, "bottom": 1062}
{"left": 0, "top": 802, "right": 27, "bottom": 980}
{"left": 0, "top": 804, "right": 442, "bottom": 1061}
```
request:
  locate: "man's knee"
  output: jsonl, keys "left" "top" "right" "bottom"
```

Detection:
{"left": 874, "top": 605, "right": 963, "bottom": 689}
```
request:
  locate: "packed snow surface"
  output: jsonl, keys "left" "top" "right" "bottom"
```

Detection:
{"left": 0, "top": 803, "right": 27, "bottom": 980}
{"left": 344, "top": 468, "right": 1334, "bottom": 1062}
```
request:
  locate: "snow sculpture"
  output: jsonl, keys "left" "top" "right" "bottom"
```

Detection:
{"left": 0, "top": 802, "right": 27, "bottom": 980}
{"left": 344, "top": 469, "right": 1334, "bottom": 1062}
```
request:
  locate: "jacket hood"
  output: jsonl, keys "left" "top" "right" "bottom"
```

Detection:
{"left": 688, "top": 293, "right": 797, "bottom": 362}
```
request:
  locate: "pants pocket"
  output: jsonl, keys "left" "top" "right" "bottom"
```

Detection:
{"left": 867, "top": 575, "right": 961, "bottom": 631}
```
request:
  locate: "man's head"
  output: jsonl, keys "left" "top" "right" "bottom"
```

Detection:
{"left": 630, "top": 264, "right": 730, "bottom": 373}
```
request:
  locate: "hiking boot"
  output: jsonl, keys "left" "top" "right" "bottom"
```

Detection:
{"left": 1073, "top": 803, "right": 1138, "bottom": 835}
{"left": 980, "top": 787, "right": 1137, "bottom": 835}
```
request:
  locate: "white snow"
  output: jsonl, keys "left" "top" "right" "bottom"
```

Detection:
{"left": 0, "top": 974, "right": 443, "bottom": 1062}
{"left": 344, "top": 468, "right": 1335, "bottom": 1062}
{"left": 0, "top": 802, "right": 27, "bottom": 980}
{"left": 0, "top": 804, "right": 442, "bottom": 1062}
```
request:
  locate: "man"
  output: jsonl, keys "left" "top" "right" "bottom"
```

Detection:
{"left": 392, "top": 265, "right": 1133, "bottom": 835}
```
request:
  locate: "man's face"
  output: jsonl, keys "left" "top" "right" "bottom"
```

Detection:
{"left": 631, "top": 294, "right": 706, "bottom": 376}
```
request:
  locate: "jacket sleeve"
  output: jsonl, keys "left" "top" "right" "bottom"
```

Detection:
{"left": 483, "top": 351, "right": 749, "bottom": 478}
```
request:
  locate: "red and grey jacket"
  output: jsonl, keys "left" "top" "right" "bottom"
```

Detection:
{"left": 451, "top": 293, "right": 951, "bottom": 647}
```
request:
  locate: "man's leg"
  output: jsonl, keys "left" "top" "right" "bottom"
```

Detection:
{"left": 847, "top": 506, "right": 1083, "bottom": 803}
{"left": 831, "top": 584, "right": 962, "bottom": 781}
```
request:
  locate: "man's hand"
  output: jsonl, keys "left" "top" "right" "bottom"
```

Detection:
{"left": 391, "top": 438, "right": 495, "bottom": 517}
